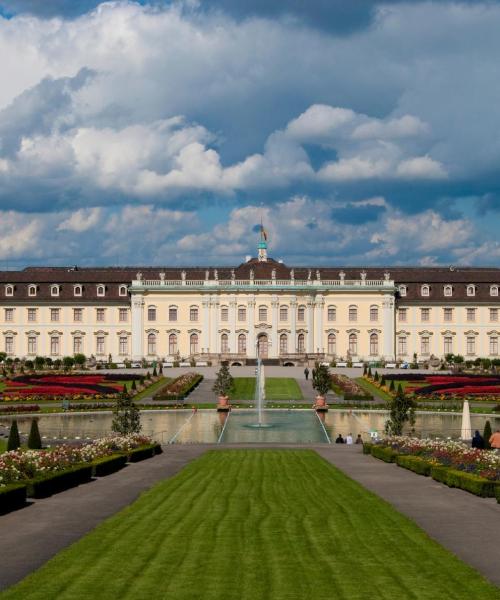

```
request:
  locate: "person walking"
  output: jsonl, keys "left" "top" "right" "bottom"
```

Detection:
{"left": 471, "top": 430, "right": 484, "bottom": 449}
{"left": 355, "top": 434, "right": 363, "bottom": 445}
{"left": 489, "top": 429, "right": 500, "bottom": 449}
{"left": 304, "top": 367, "right": 309, "bottom": 381}
{"left": 335, "top": 433, "right": 345, "bottom": 444}
{"left": 346, "top": 433, "right": 353, "bottom": 445}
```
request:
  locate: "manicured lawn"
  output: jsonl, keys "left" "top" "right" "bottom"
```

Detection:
{"left": 355, "top": 377, "right": 392, "bottom": 401}
{"left": 229, "top": 378, "right": 303, "bottom": 401}
{"left": 229, "top": 377, "right": 256, "bottom": 400}
{"left": 132, "top": 377, "right": 171, "bottom": 402}
{"left": 0, "top": 439, "right": 6, "bottom": 453}
{"left": 2, "top": 450, "right": 497, "bottom": 600}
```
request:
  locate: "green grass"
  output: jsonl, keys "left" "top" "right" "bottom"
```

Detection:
{"left": 2, "top": 450, "right": 497, "bottom": 600}
{"left": 355, "top": 377, "right": 392, "bottom": 401}
{"left": 229, "top": 378, "right": 303, "bottom": 401}
{"left": 229, "top": 377, "right": 256, "bottom": 400}
{"left": 132, "top": 377, "right": 171, "bottom": 402}
{"left": 0, "top": 439, "right": 6, "bottom": 453}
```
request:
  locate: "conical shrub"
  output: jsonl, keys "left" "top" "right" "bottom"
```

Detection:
{"left": 7, "top": 419, "right": 20, "bottom": 451}
{"left": 483, "top": 420, "right": 492, "bottom": 450}
{"left": 27, "top": 419, "right": 42, "bottom": 450}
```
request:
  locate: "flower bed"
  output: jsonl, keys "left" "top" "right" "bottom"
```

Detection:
{"left": 382, "top": 374, "right": 500, "bottom": 397}
{"left": 0, "top": 404, "right": 40, "bottom": 414}
{"left": 330, "top": 374, "right": 374, "bottom": 401}
{"left": 153, "top": 372, "right": 203, "bottom": 401}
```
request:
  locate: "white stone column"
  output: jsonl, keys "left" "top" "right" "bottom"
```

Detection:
{"left": 229, "top": 297, "right": 237, "bottom": 354}
{"left": 247, "top": 296, "right": 256, "bottom": 357}
{"left": 306, "top": 296, "right": 314, "bottom": 353}
{"left": 290, "top": 296, "right": 297, "bottom": 352}
{"left": 315, "top": 294, "right": 324, "bottom": 354}
{"left": 210, "top": 296, "right": 219, "bottom": 353}
{"left": 131, "top": 293, "right": 144, "bottom": 360}
{"left": 271, "top": 295, "right": 279, "bottom": 358}
{"left": 382, "top": 293, "right": 395, "bottom": 360}
{"left": 202, "top": 295, "right": 210, "bottom": 353}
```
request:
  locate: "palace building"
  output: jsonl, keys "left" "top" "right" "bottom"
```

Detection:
{"left": 1, "top": 233, "right": 500, "bottom": 365}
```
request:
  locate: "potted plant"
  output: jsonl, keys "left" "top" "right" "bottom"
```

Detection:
{"left": 212, "top": 364, "right": 233, "bottom": 409}
{"left": 312, "top": 363, "right": 330, "bottom": 409}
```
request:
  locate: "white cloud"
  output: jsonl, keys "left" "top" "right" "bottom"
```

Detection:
{"left": 351, "top": 115, "right": 429, "bottom": 140}
{"left": 396, "top": 156, "right": 447, "bottom": 179}
{"left": 57, "top": 207, "right": 102, "bottom": 232}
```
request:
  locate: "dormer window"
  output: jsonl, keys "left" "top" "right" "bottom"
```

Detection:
{"left": 97, "top": 285, "right": 106, "bottom": 297}
{"left": 28, "top": 284, "right": 37, "bottom": 297}
{"left": 119, "top": 285, "right": 127, "bottom": 297}
{"left": 466, "top": 285, "right": 475, "bottom": 297}
{"left": 50, "top": 285, "right": 60, "bottom": 297}
{"left": 443, "top": 285, "right": 452, "bottom": 297}
{"left": 490, "top": 285, "right": 498, "bottom": 297}
{"left": 399, "top": 285, "right": 407, "bottom": 297}
{"left": 421, "top": 285, "right": 430, "bottom": 297}
{"left": 5, "top": 284, "right": 14, "bottom": 297}
{"left": 74, "top": 285, "right": 82, "bottom": 297}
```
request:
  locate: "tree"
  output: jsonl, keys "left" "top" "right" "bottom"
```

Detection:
{"left": 25, "top": 359, "right": 34, "bottom": 370}
{"left": 374, "top": 371, "right": 379, "bottom": 382}
{"left": 212, "top": 364, "right": 234, "bottom": 397}
{"left": 483, "top": 420, "right": 492, "bottom": 450}
{"left": 367, "top": 367, "right": 372, "bottom": 378}
{"left": 312, "top": 363, "right": 331, "bottom": 396}
{"left": 74, "top": 353, "right": 86, "bottom": 368}
{"left": 63, "top": 356, "right": 75, "bottom": 371}
{"left": 27, "top": 419, "right": 42, "bottom": 449}
{"left": 453, "top": 354, "right": 464, "bottom": 365}
{"left": 153, "top": 366, "right": 157, "bottom": 377}
{"left": 363, "top": 364, "right": 367, "bottom": 376}
{"left": 0, "top": 351, "right": 6, "bottom": 363}
{"left": 385, "top": 388, "right": 416, "bottom": 436}
{"left": 158, "top": 363, "right": 163, "bottom": 375}
{"left": 131, "top": 379, "right": 137, "bottom": 391}
{"left": 7, "top": 419, "right": 21, "bottom": 451}
{"left": 45, "top": 357, "right": 53, "bottom": 368}
{"left": 34, "top": 356, "right": 45, "bottom": 371}
{"left": 389, "top": 379, "right": 395, "bottom": 392}
{"left": 53, "top": 358, "right": 62, "bottom": 370}
{"left": 380, "top": 375, "right": 386, "bottom": 387}
{"left": 111, "top": 391, "right": 141, "bottom": 435}
{"left": 122, "top": 383, "right": 128, "bottom": 394}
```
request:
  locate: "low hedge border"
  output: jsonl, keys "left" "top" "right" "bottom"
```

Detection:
{"left": 92, "top": 454, "right": 128, "bottom": 477}
{"left": 0, "top": 483, "right": 27, "bottom": 514}
{"left": 430, "top": 466, "right": 499, "bottom": 498}
{"left": 370, "top": 445, "right": 398, "bottom": 463}
{"left": 127, "top": 443, "right": 162, "bottom": 463}
{"left": 362, "top": 443, "right": 373, "bottom": 455}
{"left": 27, "top": 463, "right": 93, "bottom": 499}
{"left": 396, "top": 455, "right": 432, "bottom": 477}
{"left": 153, "top": 374, "right": 203, "bottom": 401}
{"left": 496, "top": 485, "right": 500, "bottom": 504}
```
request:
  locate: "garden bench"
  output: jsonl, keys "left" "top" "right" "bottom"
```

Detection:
{"left": 336, "top": 362, "right": 348, "bottom": 367}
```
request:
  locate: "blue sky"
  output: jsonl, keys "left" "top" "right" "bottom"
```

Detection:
{"left": 0, "top": 0, "right": 500, "bottom": 267}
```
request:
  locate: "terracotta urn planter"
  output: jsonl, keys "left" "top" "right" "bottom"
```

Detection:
{"left": 315, "top": 395, "right": 326, "bottom": 407}
{"left": 217, "top": 395, "right": 229, "bottom": 407}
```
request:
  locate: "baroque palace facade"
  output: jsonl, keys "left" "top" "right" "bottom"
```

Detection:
{"left": 1, "top": 238, "right": 500, "bottom": 365}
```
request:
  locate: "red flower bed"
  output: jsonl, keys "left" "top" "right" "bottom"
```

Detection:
{"left": 1, "top": 374, "right": 123, "bottom": 398}
{"left": 408, "top": 374, "right": 500, "bottom": 396}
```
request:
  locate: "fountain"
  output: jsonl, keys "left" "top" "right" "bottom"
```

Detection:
{"left": 247, "top": 355, "right": 273, "bottom": 428}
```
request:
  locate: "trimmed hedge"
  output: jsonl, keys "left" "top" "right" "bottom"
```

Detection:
{"left": 362, "top": 443, "right": 373, "bottom": 455}
{"left": 430, "top": 465, "right": 450, "bottom": 485}
{"left": 92, "top": 454, "right": 128, "bottom": 477}
{"left": 153, "top": 374, "right": 203, "bottom": 401}
{"left": 0, "top": 483, "right": 27, "bottom": 514}
{"left": 396, "top": 455, "right": 432, "bottom": 476}
{"left": 127, "top": 443, "right": 161, "bottom": 463}
{"left": 370, "top": 445, "right": 398, "bottom": 463}
{"left": 431, "top": 465, "right": 499, "bottom": 498}
{"left": 496, "top": 485, "right": 500, "bottom": 504}
{"left": 27, "top": 464, "right": 93, "bottom": 499}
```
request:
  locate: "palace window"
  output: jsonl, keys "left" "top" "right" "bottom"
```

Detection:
{"left": 74, "top": 336, "right": 83, "bottom": 354}
{"left": 96, "top": 335, "right": 105, "bottom": 355}
{"left": 397, "top": 337, "right": 407, "bottom": 356}
{"left": 50, "top": 308, "right": 60, "bottom": 322}
{"left": 119, "top": 308, "right": 128, "bottom": 322}
{"left": 443, "top": 308, "right": 453, "bottom": 322}
{"left": 490, "top": 285, "right": 498, "bottom": 297}
{"left": 279, "top": 306, "right": 288, "bottom": 321}
{"left": 28, "top": 285, "right": 37, "bottom": 297}
{"left": 370, "top": 333, "right": 379, "bottom": 356}
{"left": 51, "top": 336, "right": 60, "bottom": 356}
{"left": 119, "top": 285, "right": 128, "bottom": 297}
{"left": 398, "top": 308, "right": 407, "bottom": 322}
{"left": 97, "top": 285, "right": 106, "bottom": 297}
{"left": 27, "top": 335, "right": 37, "bottom": 355}
{"left": 221, "top": 306, "right": 229, "bottom": 322}
{"left": 28, "top": 308, "right": 37, "bottom": 322}
{"left": 5, "top": 285, "right": 14, "bottom": 297}
{"left": 4, "top": 308, "right": 14, "bottom": 322}
{"left": 238, "top": 307, "right": 246, "bottom": 321}
{"left": 327, "top": 306, "right": 336, "bottom": 322}
{"left": 297, "top": 306, "right": 305, "bottom": 322}
{"left": 169, "top": 333, "right": 177, "bottom": 355}
{"left": 221, "top": 333, "right": 229, "bottom": 353}
{"left": 96, "top": 308, "right": 105, "bottom": 322}
{"left": 466, "top": 336, "right": 476, "bottom": 355}
{"left": 443, "top": 285, "right": 453, "bottom": 297}
{"left": 119, "top": 336, "right": 128, "bottom": 356}
{"left": 73, "top": 308, "right": 82, "bottom": 322}
{"left": 190, "top": 306, "right": 199, "bottom": 321}
{"left": 348, "top": 333, "right": 358, "bottom": 355}
{"left": 399, "top": 285, "right": 407, "bottom": 297}
{"left": 421, "top": 285, "right": 429, "bottom": 297}
{"left": 420, "top": 336, "right": 430, "bottom": 355}
{"left": 190, "top": 333, "right": 198, "bottom": 355}
{"left": 466, "top": 285, "right": 475, "bottom": 297}
{"left": 279, "top": 334, "right": 288, "bottom": 354}
{"left": 51, "top": 285, "right": 60, "bottom": 297}
{"left": 370, "top": 306, "right": 379, "bottom": 322}
{"left": 466, "top": 308, "right": 476, "bottom": 322}
{"left": 74, "top": 285, "right": 82, "bottom": 297}
{"left": 421, "top": 308, "right": 430, "bottom": 322}
{"left": 490, "top": 336, "right": 498, "bottom": 356}
{"left": 328, "top": 333, "right": 336, "bottom": 355}
{"left": 259, "top": 306, "right": 268, "bottom": 321}
{"left": 490, "top": 308, "right": 498, "bottom": 322}
{"left": 297, "top": 333, "right": 305, "bottom": 353}
{"left": 238, "top": 333, "right": 246, "bottom": 354}
{"left": 444, "top": 336, "right": 453, "bottom": 355}
{"left": 5, "top": 335, "right": 14, "bottom": 354}
{"left": 147, "top": 333, "right": 156, "bottom": 355}
{"left": 147, "top": 306, "right": 156, "bottom": 322}
{"left": 169, "top": 307, "right": 178, "bottom": 321}
{"left": 348, "top": 306, "right": 357, "bottom": 322}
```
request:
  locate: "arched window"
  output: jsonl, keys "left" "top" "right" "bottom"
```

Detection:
{"left": 147, "top": 306, "right": 156, "bottom": 321}
{"left": 51, "top": 285, "right": 60, "bottom": 297}
{"left": 297, "top": 333, "right": 305, "bottom": 352}
{"left": 169, "top": 306, "right": 178, "bottom": 321}
{"left": 258, "top": 306, "right": 267, "bottom": 321}
{"left": 5, "top": 284, "right": 14, "bottom": 297}
{"left": 328, "top": 333, "right": 336, "bottom": 355}
{"left": 190, "top": 306, "right": 199, "bottom": 321}
{"left": 466, "top": 285, "right": 475, "bottom": 297}
{"left": 399, "top": 285, "right": 407, "bottom": 297}
{"left": 444, "top": 285, "right": 453, "bottom": 297}
{"left": 348, "top": 333, "right": 357, "bottom": 355}
{"left": 190, "top": 333, "right": 198, "bottom": 355}
{"left": 221, "top": 306, "right": 229, "bottom": 322}
{"left": 74, "top": 285, "right": 82, "bottom": 297}
{"left": 28, "top": 285, "right": 37, "bottom": 297}
{"left": 279, "top": 306, "right": 288, "bottom": 321}
{"left": 238, "top": 333, "right": 246, "bottom": 354}
{"left": 421, "top": 285, "right": 430, "bottom": 297}
{"left": 370, "top": 306, "right": 378, "bottom": 322}
{"left": 297, "top": 305, "right": 305, "bottom": 322}
{"left": 96, "top": 284, "right": 105, "bottom": 297}
{"left": 490, "top": 285, "right": 499, "bottom": 297}
{"left": 370, "top": 333, "right": 378, "bottom": 356}
{"left": 169, "top": 333, "right": 177, "bottom": 355}
{"left": 327, "top": 306, "right": 336, "bottom": 322}
{"left": 279, "top": 333, "right": 288, "bottom": 354}
{"left": 348, "top": 305, "right": 357, "bottom": 322}
{"left": 221, "top": 333, "right": 229, "bottom": 353}
{"left": 147, "top": 333, "right": 156, "bottom": 355}
{"left": 119, "top": 285, "right": 128, "bottom": 297}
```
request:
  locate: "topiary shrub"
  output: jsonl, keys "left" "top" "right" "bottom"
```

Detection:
{"left": 396, "top": 455, "right": 431, "bottom": 476}
{"left": 445, "top": 469, "right": 497, "bottom": 498}
{"left": 483, "top": 420, "right": 492, "bottom": 450}
{"left": 7, "top": 419, "right": 21, "bottom": 451}
{"left": 370, "top": 445, "right": 398, "bottom": 463}
{"left": 27, "top": 419, "right": 42, "bottom": 450}
{"left": 431, "top": 465, "right": 450, "bottom": 485}
{"left": 153, "top": 366, "right": 157, "bottom": 377}
{"left": 131, "top": 379, "right": 137, "bottom": 391}
{"left": 389, "top": 379, "right": 395, "bottom": 392}
{"left": 374, "top": 371, "right": 379, "bottom": 382}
